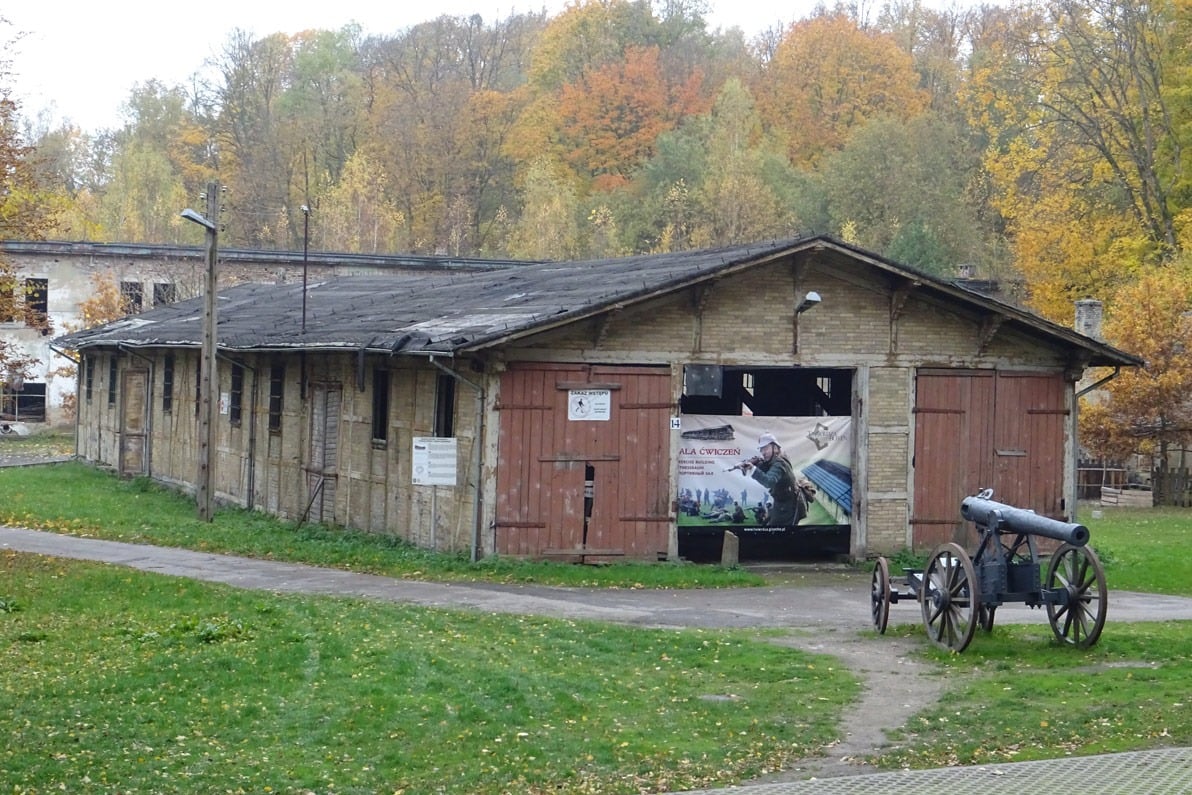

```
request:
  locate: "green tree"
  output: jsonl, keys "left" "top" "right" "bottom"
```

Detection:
{"left": 506, "top": 157, "right": 580, "bottom": 260}
{"left": 819, "top": 113, "right": 986, "bottom": 276}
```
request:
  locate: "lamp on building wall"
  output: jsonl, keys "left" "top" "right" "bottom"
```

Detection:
{"left": 797, "top": 291, "right": 822, "bottom": 314}
{"left": 181, "top": 183, "right": 220, "bottom": 522}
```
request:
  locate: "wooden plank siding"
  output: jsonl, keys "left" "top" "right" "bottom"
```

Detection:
{"left": 495, "top": 363, "right": 672, "bottom": 560}
{"left": 912, "top": 370, "right": 1065, "bottom": 551}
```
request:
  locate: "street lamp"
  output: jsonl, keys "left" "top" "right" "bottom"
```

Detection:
{"left": 181, "top": 182, "right": 220, "bottom": 521}
{"left": 301, "top": 205, "right": 310, "bottom": 333}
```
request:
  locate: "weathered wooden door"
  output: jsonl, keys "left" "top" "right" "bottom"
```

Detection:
{"left": 306, "top": 382, "right": 341, "bottom": 524}
{"left": 912, "top": 370, "right": 1066, "bottom": 549}
{"left": 119, "top": 368, "right": 149, "bottom": 477}
{"left": 495, "top": 363, "right": 672, "bottom": 559}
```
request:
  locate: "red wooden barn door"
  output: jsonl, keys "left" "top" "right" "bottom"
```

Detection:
{"left": 912, "top": 370, "right": 1066, "bottom": 550}
{"left": 495, "top": 363, "right": 672, "bottom": 559}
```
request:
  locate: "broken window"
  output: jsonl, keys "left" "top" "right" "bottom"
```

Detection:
{"left": 120, "top": 281, "right": 143, "bottom": 314}
{"left": 680, "top": 367, "right": 851, "bottom": 417}
{"left": 0, "top": 278, "right": 13, "bottom": 322}
{"left": 24, "top": 278, "right": 49, "bottom": 334}
{"left": 153, "top": 282, "right": 177, "bottom": 306}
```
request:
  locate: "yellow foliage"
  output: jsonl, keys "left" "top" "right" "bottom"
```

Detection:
{"left": 79, "top": 273, "right": 127, "bottom": 329}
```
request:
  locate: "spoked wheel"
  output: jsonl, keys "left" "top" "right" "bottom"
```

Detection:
{"left": 871, "top": 557, "right": 891, "bottom": 634}
{"left": 978, "top": 604, "right": 996, "bottom": 632}
{"left": 1045, "top": 544, "right": 1108, "bottom": 648}
{"left": 920, "top": 542, "right": 979, "bottom": 653}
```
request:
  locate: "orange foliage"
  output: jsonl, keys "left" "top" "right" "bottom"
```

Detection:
{"left": 556, "top": 46, "right": 709, "bottom": 186}
{"left": 1081, "top": 265, "right": 1192, "bottom": 459}
{"left": 754, "top": 13, "right": 929, "bottom": 167}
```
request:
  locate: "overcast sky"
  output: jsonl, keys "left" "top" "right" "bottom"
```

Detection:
{"left": 4, "top": 0, "right": 988, "bottom": 134}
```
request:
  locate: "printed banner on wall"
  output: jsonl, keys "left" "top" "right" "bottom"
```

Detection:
{"left": 677, "top": 415, "right": 852, "bottom": 531}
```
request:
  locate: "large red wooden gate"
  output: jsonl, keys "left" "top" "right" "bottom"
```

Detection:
{"left": 495, "top": 363, "right": 672, "bottom": 559}
{"left": 912, "top": 369, "right": 1067, "bottom": 549}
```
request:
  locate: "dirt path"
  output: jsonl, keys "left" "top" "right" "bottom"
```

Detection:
{"left": 736, "top": 629, "right": 945, "bottom": 782}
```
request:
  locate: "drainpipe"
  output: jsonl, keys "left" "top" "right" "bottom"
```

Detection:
{"left": 118, "top": 344, "right": 156, "bottom": 478}
{"left": 48, "top": 343, "right": 80, "bottom": 459}
{"left": 1074, "top": 366, "right": 1122, "bottom": 516}
{"left": 427, "top": 354, "right": 486, "bottom": 562}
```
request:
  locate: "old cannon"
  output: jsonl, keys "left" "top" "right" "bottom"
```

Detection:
{"left": 870, "top": 488, "right": 1107, "bottom": 652}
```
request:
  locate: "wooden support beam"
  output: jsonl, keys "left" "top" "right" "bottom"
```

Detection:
{"left": 978, "top": 314, "right": 1005, "bottom": 354}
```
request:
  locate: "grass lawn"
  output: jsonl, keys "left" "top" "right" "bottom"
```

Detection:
{"left": 1078, "top": 505, "right": 1192, "bottom": 596}
{"left": 874, "top": 620, "right": 1192, "bottom": 769}
{"left": 0, "top": 552, "right": 857, "bottom": 794}
{"left": 870, "top": 504, "right": 1192, "bottom": 770}
{"left": 0, "top": 461, "right": 763, "bottom": 589}
{"left": 3, "top": 455, "right": 1192, "bottom": 783}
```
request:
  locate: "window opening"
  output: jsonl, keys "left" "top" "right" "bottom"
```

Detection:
{"left": 84, "top": 355, "right": 94, "bottom": 402}
{"left": 268, "top": 363, "right": 284, "bottom": 433}
{"left": 162, "top": 354, "right": 175, "bottom": 413}
{"left": 120, "top": 281, "right": 144, "bottom": 314}
{"left": 153, "top": 282, "right": 177, "bottom": 306}
{"left": 371, "top": 368, "right": 390, "bottom": 443}
{"left": 24, "top": 278, "right": 49, "bottom": 333}
{"left": 0, "top": 277, "right": 13, "bottom": 322}
{"left": 229, "top": 363, "right": 244, "bottom": 426}
{"left": 434, "top": 373, "right": 456, "bottom": 437}
{"left": 108, "top": 356, "right": 118, "bottom": 406}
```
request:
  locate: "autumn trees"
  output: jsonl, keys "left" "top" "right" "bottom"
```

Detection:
{"left": 4, "top": 0, "right": 1191, "bottom": 478}
{"left": 1, "top": 30, "right": 57, "bottom": 393}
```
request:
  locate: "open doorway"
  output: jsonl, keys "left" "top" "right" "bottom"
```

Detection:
{"left": 678, "top": 366, "right": 853, "bottom": 562}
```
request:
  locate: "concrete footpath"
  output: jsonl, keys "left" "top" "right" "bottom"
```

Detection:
{"left": 3, "top": 525, "right": 1191, "bottom": 794}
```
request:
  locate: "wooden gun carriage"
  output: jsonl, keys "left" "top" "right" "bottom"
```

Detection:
{"left": 870, "top": 489, "right": 1108, "bottom": 652}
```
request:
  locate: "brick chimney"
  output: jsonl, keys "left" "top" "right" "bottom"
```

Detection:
{"left": 1075, "top": 298, "right": 1103, "bottom": 340}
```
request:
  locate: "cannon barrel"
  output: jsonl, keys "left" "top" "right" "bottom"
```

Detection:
{"left": 961, "top": 495, "right": 1089, "bottom": 547}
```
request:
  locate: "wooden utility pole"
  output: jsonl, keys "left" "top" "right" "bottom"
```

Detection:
{"left": 184, "top": 183, "right": 220, "bottom": 521}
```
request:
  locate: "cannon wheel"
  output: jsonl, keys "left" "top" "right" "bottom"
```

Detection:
{"left": 920, "top": 542, "right": 979, "bottom": 652}
{"left": 870, "top": 557, "right": 891, "bottom": 634}
{"left": 978, "top": 604, "right": 996, "bottom": 632}
{"left": 1045, "top": 544, "right": 1107, "bottom": 648}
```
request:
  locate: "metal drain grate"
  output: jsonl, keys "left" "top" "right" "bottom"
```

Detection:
{"left": 682, "top": 747, "right": 1192, "bottom": 795}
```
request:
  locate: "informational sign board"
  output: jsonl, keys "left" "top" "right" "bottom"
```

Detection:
{"left": 567, "top": 389, "right": 611, "bottom": 421}
{"left": 412, "top": 437, "right": 458, "bottom": 486}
